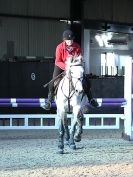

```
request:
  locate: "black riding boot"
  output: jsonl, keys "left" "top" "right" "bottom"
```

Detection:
{"left": 86, "top": 89, "right": 99, "bottom": 107}
{"left": 82, "top": 76, "right": 98, "bottom": 108}
{"left": 43, "top": 91, "right": 54, "bottom": 110}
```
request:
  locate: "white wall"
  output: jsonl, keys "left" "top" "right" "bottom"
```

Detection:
{"left": 83, "top": 29, "right": 133, "bottom": 76}
{"left": 89, "top": 48, "right": 133, "bottom": 76}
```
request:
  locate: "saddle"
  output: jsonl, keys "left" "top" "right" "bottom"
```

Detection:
{"left": 54, "top": 74, "right": 65, "bottom": 96}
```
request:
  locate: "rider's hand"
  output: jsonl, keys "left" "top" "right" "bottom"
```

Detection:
{"left": 65, "top": 60, "right": 71, "bottom": 71}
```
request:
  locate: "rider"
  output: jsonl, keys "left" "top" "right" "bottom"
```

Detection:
{"left": 43, "top": 29, "right": 98, "bottom": 110}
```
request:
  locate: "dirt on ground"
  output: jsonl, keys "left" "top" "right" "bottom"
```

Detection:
{"left": 0, "top": 138, "right": 133, "bottom": 177}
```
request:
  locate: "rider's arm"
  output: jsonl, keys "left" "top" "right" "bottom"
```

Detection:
{"left": 55, "top": 45, "right": 65, "bottom": 70}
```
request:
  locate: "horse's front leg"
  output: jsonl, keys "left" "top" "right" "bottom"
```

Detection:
{"left": 57, "top": 110, "right": 65, "bottom": 154}
{"left": 74, "top": 110, "right": 84, "bottom": 142}
{"left": 63, "top": 114, "right": 70, "bottom": 145}
{"left": 69, "top": 117, "right": 76, "bottom": 149}
{"left": 69, "top": 106, "right": 80, "bottom": 150}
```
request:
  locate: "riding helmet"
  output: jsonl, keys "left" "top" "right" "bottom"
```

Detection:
{"left": 62, "top": 29, "right": 75, "bottom": 40}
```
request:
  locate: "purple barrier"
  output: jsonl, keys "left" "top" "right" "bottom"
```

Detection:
{"left": 0, "top": 98, "right": 126, "bottom": 103}
{"left": 99, "top": 102, "right": 126, "bottom": 106}
{"left": 0, "top": 98, "right": 45, "bottom": 103}
{"left": 0, "top": 103, "right": 45, "bottom": 107}
{"left": 97, "top": 98, "right": 126, "bottom": 103}
{"left": 52, "top": 102, "right": 126, "bottom": 108}
{"left": 0, "top": 102, "right": 126, "bottom": 107}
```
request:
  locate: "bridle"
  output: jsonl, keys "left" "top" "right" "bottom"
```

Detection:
{"left": 60, "top": 65, "right": 84, "bottom": 111}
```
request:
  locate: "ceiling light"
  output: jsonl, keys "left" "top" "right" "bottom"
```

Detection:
{"left": 95, "top": 35, "right": 104, "bottom": 47}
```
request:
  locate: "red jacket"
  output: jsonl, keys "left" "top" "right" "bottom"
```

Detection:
{"left": 55, "top": 41, "right": 81, "bottom": 70}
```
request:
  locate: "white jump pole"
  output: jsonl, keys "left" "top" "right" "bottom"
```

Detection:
{"left": 124, "top": 56, "right": 133, "bottom": 140}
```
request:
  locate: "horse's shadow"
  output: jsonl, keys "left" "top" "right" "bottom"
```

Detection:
{"left": 68, "top": 146, "right": 85, "bottom": 153}
{"left": 56, "top": 145, "right": 84, "bottom": 154}
{"left": 75, "top": 146, "right": 84, "bottom": 150}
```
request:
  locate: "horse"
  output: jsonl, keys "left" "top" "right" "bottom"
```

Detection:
{"left": 55, "top": 55, "right": 86, "bottom": 154}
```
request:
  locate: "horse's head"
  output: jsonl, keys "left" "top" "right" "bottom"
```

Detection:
{"left": 65, "top": 57, "right": 84, "bottom": 96}
{"left": 71, "top": 65, "right": 84, "bottom": 95}
{"left": 65, "top": 55, "right": 83, "bottom": 69}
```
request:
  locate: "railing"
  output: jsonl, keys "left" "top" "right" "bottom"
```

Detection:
{"left": 0, "top": 114, "right": 124, "bottom": 130}
{"left": 0, "top": 98, "right": 126, "bottom": 130}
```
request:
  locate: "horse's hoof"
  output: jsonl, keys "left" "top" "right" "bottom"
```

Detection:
{"left": 58, "top": 149, "right": 64, "bottom": 154}
{"left": 58, "top": 144, "right": 64, "bottom": 149}
{"left": 74, "top": 138, "right": 81, "bottom": 142}
{"left": 64, "top": 140, "right": 69, "bottom": 145}
{"left": 69, "top": 144, "right": 76, "bottom": 150}
{"left": 74, "top": 135, "right": 81, "bottom": 142}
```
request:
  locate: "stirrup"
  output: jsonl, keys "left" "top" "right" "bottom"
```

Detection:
{"left": 42, "top": 101, "right": 51, "bottom": 110}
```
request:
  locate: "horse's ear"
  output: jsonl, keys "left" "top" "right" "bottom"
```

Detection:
{"left": 72, "top": 55, "right": 83, "bottom": 65}
{"left": 78, "top": 55, "right": 82, "bottom": 61}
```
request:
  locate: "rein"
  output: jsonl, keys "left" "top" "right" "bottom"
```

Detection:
{"left": 60, "top": 70, "right": 83, "bottom": 112}
{"left": 61, "top": 74, "right": 75, "bottom": 100}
